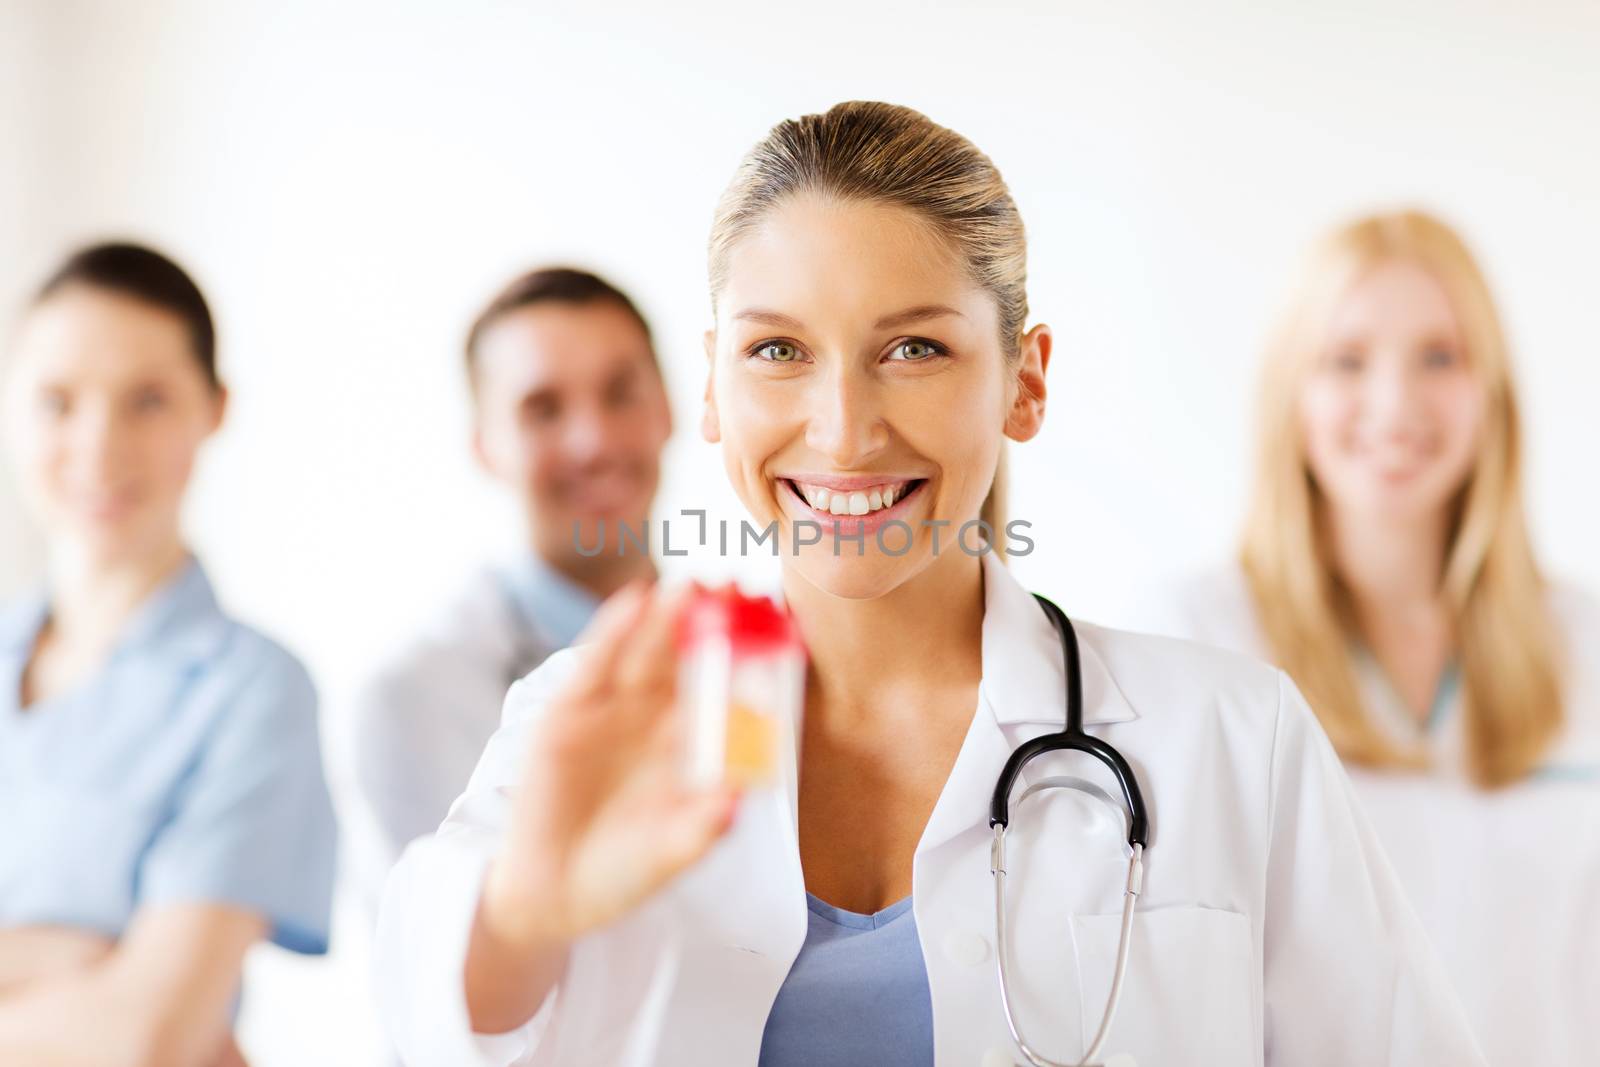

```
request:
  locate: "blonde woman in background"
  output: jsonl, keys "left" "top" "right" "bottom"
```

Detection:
{"left": 1147, "top": 210, "right": 1600, "bottom": 1066}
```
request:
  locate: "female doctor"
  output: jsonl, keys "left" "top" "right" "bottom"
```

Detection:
{"left": 375, "top": 103, "right": 1484, "bottom": 1067}
{"left": 1145, "top": 211, "right": 1600, "bottom": 1066}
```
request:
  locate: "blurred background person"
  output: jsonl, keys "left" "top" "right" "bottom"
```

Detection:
{"left": 1144, "top": 210, "right": 1600, "bottom": 1066}
{"left": 0, "top": 243, "right": 338, "bottom": 1065}
{"left": 350, "top": 267, "right": 671, "bottom": 909}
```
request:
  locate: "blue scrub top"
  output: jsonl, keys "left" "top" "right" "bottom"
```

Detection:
{"left": 0, "top": 558, "right": 338, "bottom": 954}
{"left": 501, "top": 551, "right": 602, "bottom": 651}
{"left": 758, "top": 893, "right": 935, "bottom": 1067}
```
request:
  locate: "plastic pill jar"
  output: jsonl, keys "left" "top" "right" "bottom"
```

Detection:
{"left": 678, "top": 587, "right": 806, "bottom": 790}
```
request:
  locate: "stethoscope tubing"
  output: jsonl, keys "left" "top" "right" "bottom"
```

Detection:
{"left": 988, "top": 595, "right": 1151, "bottom": 1066}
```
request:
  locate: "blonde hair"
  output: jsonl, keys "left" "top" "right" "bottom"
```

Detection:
{"left": 708, "top": 101, "right": 1026, "bottom": 555}
{"left": 1241, "top": 209, "right": 1561, "bottom": 787}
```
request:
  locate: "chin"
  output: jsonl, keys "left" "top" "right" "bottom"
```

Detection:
{"left": 595, "top": 500, "right": 653, "bottom": 525}
{"left": 1336, "top": 477, "right": 1457, "bottom": 521}
{"left": 784, "top": 546, "right": 936, "bottom": 602}
{"left": 62, "top": 521, "right": 158, "bottom": 566}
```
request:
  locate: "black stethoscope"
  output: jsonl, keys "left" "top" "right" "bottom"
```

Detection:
{"left": 987, "top": 594, "right": 1151, "bottom": 1067}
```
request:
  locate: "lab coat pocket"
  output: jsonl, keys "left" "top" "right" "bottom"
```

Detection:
{"left": 1072, "top": 905, "right": 1257, "bottom": 1067}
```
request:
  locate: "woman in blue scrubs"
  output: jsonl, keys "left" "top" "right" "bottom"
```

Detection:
{"left": 0, "top": 243, "right": 337, "bottom": 1065}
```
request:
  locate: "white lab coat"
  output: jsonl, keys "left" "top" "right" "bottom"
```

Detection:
{"left": 1142, "top": 566, "right": 1600, "bottom": 1067}
{"left": 375, "top": 553, "right": 1484, "bottom": 1067}
{"left": 349, "top": 557, "right": 597, "bottom": 916}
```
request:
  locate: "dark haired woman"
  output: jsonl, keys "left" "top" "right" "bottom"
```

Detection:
{"left": 0, "top": 243, "right": 337, "bottom": 1065}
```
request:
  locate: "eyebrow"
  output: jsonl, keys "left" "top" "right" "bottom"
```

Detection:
{"left": 873, "top": 304, "right": 965, "bottom": 330}
{"left": 730, "top": 308, "right": 806, "bottom": 329}
{"left": 729, "top": 304, "right": 966, "bottom": 331}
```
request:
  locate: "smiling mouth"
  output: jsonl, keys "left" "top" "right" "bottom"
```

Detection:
{"left": 564, "top": 470, "right": 643, "bottom": 510}
{"left": 781, "top": 478, "right": 927, "bottom": 517}
{"left": 72, "top": 489, "right": 141, "bottom": 520}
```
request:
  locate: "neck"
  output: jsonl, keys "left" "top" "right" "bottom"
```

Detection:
{"left": 531, "top": 522, "right": 658, "bottom": 600}
{"left": 44, "top": 537, "right": 190, "bottom": 650}
{"left": 1324, "top": 508, "right": 1452, "bottom": 617}
{"left": 783, "top": 551, "right": 985, "bottom": 731}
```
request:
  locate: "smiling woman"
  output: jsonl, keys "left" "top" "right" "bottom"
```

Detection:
{"left": 1238, "top": 212, "right": 1562, "bottom": 785}
{"left": 0, "top": 243, "right": 337, "bottom": 1067}
{"left": 375, "top": 104, "right": 1486, "bottom": 1067}
{"left": 706, "top": 193, "right": 1035, "bottom": 596}
{"left": 706, "top": 106, "right": 1034, "bottom": 572}
{"left": 1146, "top": 210, "right": 1600, "bottom": 1065}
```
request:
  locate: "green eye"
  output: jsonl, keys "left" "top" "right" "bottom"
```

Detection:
{"left": 756, "top": 342, "right": 802, "bottom": 363}
{"left": 890, "top": 339, "right": 943, "bottom": 361}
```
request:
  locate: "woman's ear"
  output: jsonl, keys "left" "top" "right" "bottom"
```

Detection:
{"left": 700, "top": 329, "right": 721, "bottom": 443}
{"left": 1004, "top": 324, "right": 1051, "bottom": 443}
{"left": 470, "top": 423, "right": 490, "bottom": 474}
{"left": 206, "top": 384, "right": 230, "bottom": 437}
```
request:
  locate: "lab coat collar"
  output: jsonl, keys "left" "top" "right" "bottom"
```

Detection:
{"left": 978, "top": 552, "right": 1138, "bottom": 728}
{"left": 914, "top": 554, "right": 1137, "bottom": 859}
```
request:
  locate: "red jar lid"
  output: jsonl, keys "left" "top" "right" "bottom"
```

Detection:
{"left": 679, "top": 586, "right": 803, "bottom": 653}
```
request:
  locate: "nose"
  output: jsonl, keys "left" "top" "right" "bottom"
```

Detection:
{"left": 561, "top": 402, "right": 611, "bottom": 465}
{"left": 804, "top": 363, "right": 889, "bottom": 468}
{"left": 70, "top": 399, "right": 125, "bottom": 482}
{"left": 1363, "top": 353, "right": 1425, "bottom": 433}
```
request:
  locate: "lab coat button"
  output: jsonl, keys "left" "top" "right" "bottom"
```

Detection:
{"left": 980, "top": 1048, "right": 1014, "bottom": 1067}
{"left": 943, "top": 928, "right": 990, "bottom": 967}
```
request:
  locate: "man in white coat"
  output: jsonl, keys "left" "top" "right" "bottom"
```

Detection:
{"left": 351, "top": 267, "right": 671, "bottom": 910}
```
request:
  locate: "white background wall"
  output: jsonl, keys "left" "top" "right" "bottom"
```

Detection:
{"left": 1, "top": 0, "right": 52, "bottom": 584}
{"left": 3, "top": 1, "right": 1597, "bottom": 1062}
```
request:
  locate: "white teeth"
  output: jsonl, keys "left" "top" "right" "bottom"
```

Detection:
{"left": 791, "top": 479, "right": 914, "bottom": 514}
